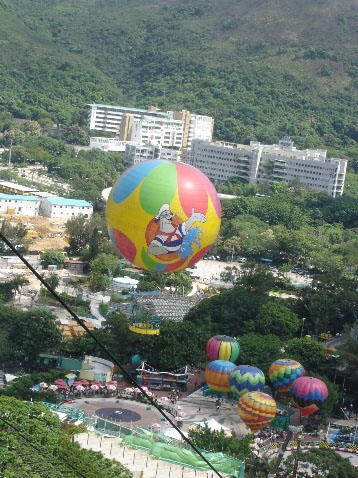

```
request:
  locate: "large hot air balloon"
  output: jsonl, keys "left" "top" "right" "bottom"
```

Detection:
{"left": 206, "top": 335, "right": 240, "bottom": 362}
{"left": 290, "top": 376, "right": 328, "bottom": 417}
{"left": 238, "top": 392, "right": 277, "bottom": 433}
{"left": 205, "top": 360, "right": 236, "bottom": 393}
{"left": 106, "top": 160, "right": 221, "bottom": 272}
{"left": 229, "top": 365, "right": 265, "bottom": 398}
{"left": 269, "top": 359, "right": 305, "bottom": 393}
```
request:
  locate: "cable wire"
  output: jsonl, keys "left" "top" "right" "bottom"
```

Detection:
{"left": 0, "top": 414, "right": 87, "bottom": 477}
{"left": 0, "top": 231, "right": 224, "bottom": 478}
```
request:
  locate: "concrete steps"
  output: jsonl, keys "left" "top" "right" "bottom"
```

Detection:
{"left": 75, "top": 432, "right": 219, "bottom": 478}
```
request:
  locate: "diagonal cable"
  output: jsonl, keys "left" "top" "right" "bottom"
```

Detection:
{"left": 0, "top": 231, "right": 224, "bottom": 478}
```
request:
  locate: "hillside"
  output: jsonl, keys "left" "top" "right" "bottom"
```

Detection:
{"left": 1, "top": 0, "right": 358, "bottom": 157}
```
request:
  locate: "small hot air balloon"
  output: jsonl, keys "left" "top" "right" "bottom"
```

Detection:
{"left": 205, "top": 360, "right": 236, "bottom": 393}
{"left": 238, "top": 391, "right": 277, "bottom": 433}
{"left": 229, "top": 365, "right": 265, "bottom": 398}
{"left": 269, "top": 359, "right": 305, "bottom": 393}
{"left": 206, "top": 335, "right": 240, "bottom": 363}
{"left": 290, "top": 376, "right": 328, "bottom": 417}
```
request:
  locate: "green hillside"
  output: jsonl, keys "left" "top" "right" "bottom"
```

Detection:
{"left": 1, "top": 0, "right": 358, "bottom": 157}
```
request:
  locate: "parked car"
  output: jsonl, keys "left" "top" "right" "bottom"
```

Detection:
{"left": 236, "top": 257, "right": 247, "bottom": 263}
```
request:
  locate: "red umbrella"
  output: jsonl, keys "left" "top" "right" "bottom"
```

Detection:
{"left": 80, "top": 379, "right": 89, "bottom": 385}
{"left": 57, "top": 384, "right": 68, "bottom": 390}
{"left": 72, "top": 381, "right": 82, "bottom": 387}
{"left": 92, "top": 380, "right": 102, "bottom": 386}
{"left": 55, "top": 379, "right": 67, "bottom": 385}
{"left": 107, "top": 380, "right": 117, "bottom": 386}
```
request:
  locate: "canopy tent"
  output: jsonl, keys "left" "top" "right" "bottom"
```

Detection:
{"left": 164, "top": 427, "right": 189, "bottom": 441}
{"left": 193, "top": 419, "right": 231, "bottom": 432}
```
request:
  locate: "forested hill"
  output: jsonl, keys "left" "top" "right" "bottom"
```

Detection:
{"left": 1, "top": 0, "right": 358, "bottom": 158}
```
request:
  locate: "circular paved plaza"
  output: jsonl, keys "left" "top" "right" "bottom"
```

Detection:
{"left": 95, "top": 407, "right": 141, "bottom": 423}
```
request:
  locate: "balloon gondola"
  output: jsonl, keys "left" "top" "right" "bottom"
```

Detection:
{"left": 107, "top": 160, "right": 221, "bottom": 272}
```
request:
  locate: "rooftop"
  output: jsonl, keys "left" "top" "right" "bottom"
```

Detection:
{"left": 88, "top": 103, "right": 168, "bottom": 116}
{"left": 46, "top": 197, "right": 92, "bottom": 207}
{"left": 0, "top": 193, "right": 40, "bottom": 201}
{"left": 0, "top": 181, "right": 40, "bottom": 193}
{"left": 132, "top": 293, "right": 201, "bottom": 322}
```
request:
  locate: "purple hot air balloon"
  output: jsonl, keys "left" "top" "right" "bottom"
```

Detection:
{"left": 290, "top": 376, "right": 328, "bottom": 417}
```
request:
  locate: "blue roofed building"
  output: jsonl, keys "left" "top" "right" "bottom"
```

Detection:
{"left": 0, "top": 193, "right": 41, "bottom": 216}
{"left": 39, "top": 197, "right": 93, "bottom": 219}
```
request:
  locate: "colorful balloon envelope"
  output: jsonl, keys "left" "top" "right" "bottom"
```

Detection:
{"left": 269, "top": 359, "right": 305, "bottom": 393}
{"left": 206, "top": 335, "right": 240, "bottom": 363}
{"left": 205, "top": 360, "right": 236, "bottom": 393}
{"left": 229, "top": 365, "right": 265, "bottom": 398}
{"left": 238, "top": 392, "right": 277, "bottom": 433}
{"left": 106, "top": 160, "right": 221, "bottom": 272}
{"left": 290, "top": 376, "right": 328, "bottom": 417}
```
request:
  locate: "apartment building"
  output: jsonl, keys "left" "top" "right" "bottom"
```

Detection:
{"left": 124, "top": 143, "right": 180, "bottom": 166}
{"left": 191, "top": 137, "right": 347, "bottom": 197}
{"left": 88, "top": 104, "right": 214, "bottom": 149}
{"left": 88, "top": 104, "right": 167, "bottom": 134}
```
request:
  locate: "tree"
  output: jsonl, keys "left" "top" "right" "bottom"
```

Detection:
{"left": 0, "top": 220, "right": 29, "bottom": 253}
{"left": 23, "top": 120, "right": 42, "bottom": 136}
{"left": 89, "top": 253, "right": 119, "bottom": 275}
{"left": 3, "top": 128, "right": 25, "bottom": 146}
{"left": 188, "top": 425, "right": 252, "bottom": 460}
{"left": 89, "top": 270, "right": 109, "bottom": 292}
{"left": 46, "top": 273, "right": 59, "bottom": 291}
{"left": 238, "top": 333, "right": 282, "bottom": 373}
{"left": 284, "top": 338, "right": 325, "bottom": 373}
{"left": 0, "top": 396, "right": 132, "bottom": 477}
{"left": 40, "top": 250, "right": 66, "bottom": 268}
{"left": 278, "top": 448, "right": 358, "bottom": 478}
{"left": 255, "top": 299, "right": 300, "bottom": 340}
{"left": 65, "top": 215, "right": 90, "bottom": 255}
{"left": 138, "top": 321, "right": 209, "bottom": 370}
{"left": 63, "top": 124, "right": 89, "bottom": 145}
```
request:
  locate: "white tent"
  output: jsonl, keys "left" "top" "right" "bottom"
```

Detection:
{"left": 194, "top": 419, "right": 230, "bottom": 432}
{"left": 5, "top": 374, "right": 18, "bottom": 383}
{"left": 164, "top": 427, "right": 189, "bottom": 441}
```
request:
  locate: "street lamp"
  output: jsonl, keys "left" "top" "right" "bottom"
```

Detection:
{"left": 300, "top": 317, "right": 306, "bottom": 338}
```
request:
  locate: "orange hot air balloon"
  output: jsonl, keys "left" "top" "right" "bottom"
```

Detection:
{"left": 204, "top": 360, "right": 236, "bottom": 393}
{"left": 238, "top": 391, "right": 277, "bottom": 433}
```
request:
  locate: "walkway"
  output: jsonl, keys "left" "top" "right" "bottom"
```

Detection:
{"left": 75, "top": 431, "right": 223, "bottom": 478}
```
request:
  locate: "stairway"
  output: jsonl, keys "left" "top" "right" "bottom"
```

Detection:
{"left": 75, "top": 432, "right": 218, "bottom": 478}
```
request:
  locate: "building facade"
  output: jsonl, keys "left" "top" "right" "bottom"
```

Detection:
{"left": 88, "top": 103, "right": 214, "bottom": 151}
{"left": 0, "top": 194, "right": 41, "bottom": 216}
{"left": 190, "top": 137, "right": 347, "bottom": 197}
{"left": 124, "top": 143, "right": 180, "bottom": 166}
{"left": 39, "top": 197, "right": 93, "bottom": 219}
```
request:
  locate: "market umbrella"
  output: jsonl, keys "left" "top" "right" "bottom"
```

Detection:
{"left": 90, "top": 384, "right": 99, "bottom": 391}
{"left": 174, "top": 416, "right": 182, "bottom": 421}
{"left": 76, "top": 385, "right": 85, "bottom": 391}
{"left": 48, "top": 385, "right": 58, "bottom": 391}
{"left": 107, "top": 380, "right": 117, "bottom": 386}
{"left": 57, "top": 383, "right": 68, "bottom": 390}
{"left": 152, "top": 423, "right": 161, "bottom": 428}
{"left": 161, "top": 396, "right": 169, "bottom": 402}
{"left": 107, "top": 384, "right": 116, "bottom": 391}
{"left": 39, "top": 382, "right": 48, "bottom": 389}
{"left": 125, "top": 387, "right": 132, "bottom": 393}
{"left": 92, "top": 380, "right": 102, "bottom": 386}
{"left": 179, "top": 411, "right": 186, "bottom": 417}
{"left": 176, "top": 405, "right": 182, "bottom": 410}
{"left": 80, "top": 379, "right": 89, "bottom": 385}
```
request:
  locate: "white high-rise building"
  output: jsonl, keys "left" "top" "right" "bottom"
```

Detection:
{"left": 124, "top": 143, "right": 181, "bottom": 166}
{"left": 191, "top": 137, "right": 347, "bottom": 197}
{"left": 88, "top": 104, "right": 167, "bottom": 134}
{"left": 88, "top": 104, "right": 214, "bottom": 149}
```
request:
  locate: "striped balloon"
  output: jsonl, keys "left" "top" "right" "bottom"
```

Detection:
{"left": 290, "top": 376, "right": 328, "bottom": 417}
{"left": 238, "top": 392, "right": 277, "bottom": 433}
{"left": 229, "top": 365, "right": 265, "bottom": 398}
{"left": 205, "top": 360, "right": 236, "bottom": 393}
{"left": 206, "top": 335, "right": 240, "bottom": 363}
{"left": 269, "top": 359, "right": 305, "bottom": 393}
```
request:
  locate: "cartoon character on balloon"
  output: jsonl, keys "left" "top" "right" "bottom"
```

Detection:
{"left": 147, "top": 203, "right": 207, "bottom": 260}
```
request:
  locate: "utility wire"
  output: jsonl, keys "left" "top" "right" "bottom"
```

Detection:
{"left": 0, "top": 414, "right": 87, "bottom": 477}
{"left": 0, "top": 231, "right": 224, "bottom": 478}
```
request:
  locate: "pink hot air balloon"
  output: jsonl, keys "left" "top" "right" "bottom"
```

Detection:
{"left": 290, "top": 376, "right": 328, "bottom": 418}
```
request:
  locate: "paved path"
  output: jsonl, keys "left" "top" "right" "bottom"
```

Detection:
{"left": 75, "top": 431, "right": 220, "bottom": 478}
